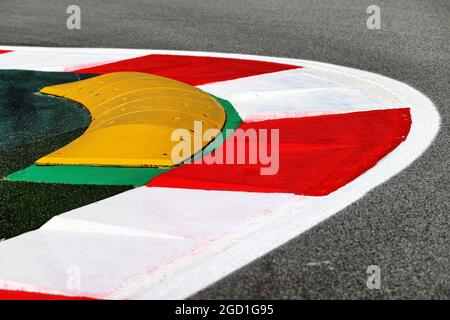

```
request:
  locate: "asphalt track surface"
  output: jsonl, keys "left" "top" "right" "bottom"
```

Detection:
{"left": 0, "top": 0, "right": 449, "bottom": 299}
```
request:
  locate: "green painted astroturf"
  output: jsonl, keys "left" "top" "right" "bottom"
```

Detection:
{"left": 4, "top": 77, "right": 242, "bottom": 186}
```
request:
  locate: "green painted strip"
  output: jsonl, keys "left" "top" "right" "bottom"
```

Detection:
{"left": 5, "top": 94, "right": 242, "bottom": 186}
{"left": 5, "top": 165, "right": 169, "bottom": 186}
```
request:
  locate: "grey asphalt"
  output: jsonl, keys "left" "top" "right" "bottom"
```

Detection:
{"left": 0, "top": 0, "right": 449, "bottom": 299}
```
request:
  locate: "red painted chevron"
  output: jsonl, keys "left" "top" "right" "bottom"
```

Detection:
{"left": 149, "top": 108, "right": 411, "bottom": 196}
{"left": 72, "top": 54, "right": 301, "bottom": 85}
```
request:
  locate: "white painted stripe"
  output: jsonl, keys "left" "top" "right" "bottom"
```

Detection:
{"left": 199, "top": 68, "right": 401, "bottom": 121}
{"left": 43, "top": 216, "right": 185, "bottom": 240}
{"left": 0, "top": 50, "right": 142, "bottom": 72}
{"left": 0, "top": 47, "right": 440, "bottom": 300}
{"left": 58, "top": 187, "right": 297, "bottom": 241}
{"left": 0, "top": 227, "right": 199, "bottom": 299}
{"left": 0, "top": 188, "right": 298, "bottom": 299}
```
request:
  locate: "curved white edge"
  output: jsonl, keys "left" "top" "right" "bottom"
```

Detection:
{"left": 133, "top": 55, "right": 441, "bottom": 300}
{"left": 0, "top": 47, "right": 440, "bottom": 300}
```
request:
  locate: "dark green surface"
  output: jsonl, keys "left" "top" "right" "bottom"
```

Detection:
{"left": 0, "top": 70, "right": 93, "bottom": 150}
{"left": 0, "top": 130, "right": 130, "bottom": 240}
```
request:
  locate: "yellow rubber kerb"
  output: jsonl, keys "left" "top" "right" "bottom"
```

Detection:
{"left": 36, "top": 72, "right": 226, "bottom": 167}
